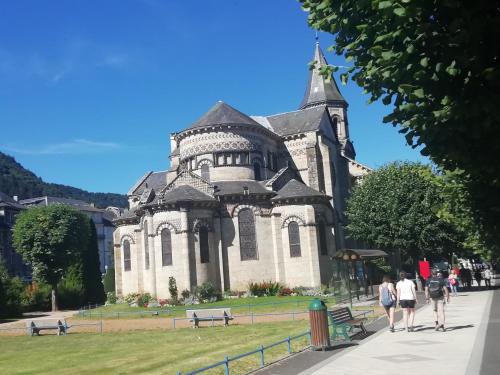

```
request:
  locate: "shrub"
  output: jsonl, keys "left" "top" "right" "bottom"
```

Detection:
{"left": 194, "top": 282, "right": 221, "bottom": 302}
{"left": 137, "top": 293, "right": 152, "bottom": 307}
{"left": 124, "top": 292, "right": 140, "bottom": 305}
{"left": 278, "top": 287, "right": 293, "bottom": 296}
{"left": 2, "top": 277, "right": 25, "bottom": 317}
{"left": 106, "top": 292, "right": 117, "bottom": 304}
{"left": 58, "top": 265, "right": 85, "bottom": 309}
{"left": 103, "top": 267, "right": 115, "bottom": 294}
{"left": 168, "top": 276, "right": 178, "bottom": 302}
{"left": 180, "top": 289, "right": 190, "bottom": 300}
{"left": 248, "top": 281, "right": 283, "bottom": 297}
{"left": 23, "top": 282, "right": 51, "bottom": 311}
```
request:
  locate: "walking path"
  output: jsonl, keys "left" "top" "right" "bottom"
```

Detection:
{"left": 300, "top": 287, "right": 495, "bottom": 375}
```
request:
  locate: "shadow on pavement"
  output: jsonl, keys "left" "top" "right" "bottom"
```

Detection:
{"left": 445, "top": 324, "right": 474, "bottom": 331}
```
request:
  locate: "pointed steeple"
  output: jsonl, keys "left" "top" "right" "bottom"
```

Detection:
{"left": 299, "top": 41, "right": 346, "bottom": 110}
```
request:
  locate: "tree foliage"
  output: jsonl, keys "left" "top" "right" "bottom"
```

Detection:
{"left": 83, "top": 220, "right": 106, "bottom": 304}
{"left": 346, "top": 162, "right": 462, "bottom": 261}
{"left": 301, "top": 0, "right": 500, "bottom": 253}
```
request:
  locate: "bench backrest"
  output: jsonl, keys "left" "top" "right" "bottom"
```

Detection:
{"left": 328, "top": 307, "right": 353, "bottom": 324}
{"left": 186, "top": 308, "right": 231, "bottom": 319}
{"left": 25, "top": 318, "right": 67, "bottom": 328}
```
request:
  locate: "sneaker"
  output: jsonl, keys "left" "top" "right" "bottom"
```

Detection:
{"left": 390, "top": 325, "right": 395, "bottom": 333}
{"left": 409, "top": 326, "right": 414, "bottom": 332}
{"left": 435, "top": 321, "right": 439, "bottom": 330}
{"left": 440, "top": 325, "right": 445, "bottom": 332}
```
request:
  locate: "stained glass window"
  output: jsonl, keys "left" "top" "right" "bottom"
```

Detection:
{"left": 123, "top": 240, "right": 131, "bottom": 271}
{"left": 288, "top": 222, "right": 301, "bottom": 257}
{"left": 161, "top": 228, "right": 172, "bottom": 266}
{"left": 239, "top": 208, "right": 258, "bottom": 260}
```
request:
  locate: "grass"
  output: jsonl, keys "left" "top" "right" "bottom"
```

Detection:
{"left": 0, "top": 320, "right": 310, "bottom": 375}
{"left": 80, "top": 296, "right": 337, "bottom": 319}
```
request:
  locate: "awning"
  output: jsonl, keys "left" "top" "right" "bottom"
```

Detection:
{"left": 335, "top": 249, "right": 389, "bottom": 260}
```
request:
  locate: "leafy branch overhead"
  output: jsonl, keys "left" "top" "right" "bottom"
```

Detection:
{"left": 302, "top": 0, "right": 500, "bottom": 253}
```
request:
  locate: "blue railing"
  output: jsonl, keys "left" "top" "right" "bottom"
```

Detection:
{"left": 177, "top": 331, "right": 311, "bottom": 375}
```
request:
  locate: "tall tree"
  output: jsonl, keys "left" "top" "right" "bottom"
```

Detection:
{"left": 301, "top": 0, "right": 500, "bottom": 253}
{"left": 12, "top": 205, "right": 87, "bottom": 311}
{"left": 346, "top": 162, "right": 463, "bottom": 265}
{"left": 83, "top": 219, "right": 105, "bottom": 304}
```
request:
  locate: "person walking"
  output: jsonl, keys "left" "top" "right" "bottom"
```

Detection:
{"left": 448, "top": 270, "right": 459, "bottom": 297}
{"left": 379, "top": 275, "right": 397, "bottom": 332}
{"left": 483, "top": 267, "right": 492, "bottom": 289}
{"left": 396, "top": 271, "right": 418, "bottom": 332}
{"left": 474, "top": 269, "right": 483, "bottom": 289}
{"left": 425, "top": 269, "right": 450, "bottom": 331}
{"left": 461, "top": 266, "right": 472, "bottom": 290}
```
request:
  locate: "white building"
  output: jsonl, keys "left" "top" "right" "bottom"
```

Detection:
{"left": 113, "top": 42, "right": 371, "bottom": 298}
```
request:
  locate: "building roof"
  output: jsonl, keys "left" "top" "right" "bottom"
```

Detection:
{"left": 213, "top": 180, "right": 273, "bottom": 196}
{"left": 188, "top": 101, "right": 262, "bottom": 130}
{"left": 128, "top": 171, "right": 167, "bottom": 196}
{"left": 299, "top": 42, "right": 346, "bottom": 109}
{"left": 0, "top": 192, "right": 25, "bottom": 209}
{"left": 160, "top": 185, "right": 215, "bottom": 203}
{"left": 19, "top": 196, "right": 103, "bottom": 212}
{"left": 265, "top": 106, "right": 331, "bottom": 136}
{"left": 271, "top": 179, "right": 327, "bottom": 201}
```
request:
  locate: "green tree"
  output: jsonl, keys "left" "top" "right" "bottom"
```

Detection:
{"left": 12, "top": 205, "right": 87, "bottom": 311}
{"left": 82, "top": 220, "right": 105, "bottom": 305}
{"left": 301, "top": 0, "right": 500, "bottom": 253}
{"left": 346, "top": 162, "right": 462, "bottom": 266}
{"left": 103, "top": 267, "right": 116, "bottom": 294}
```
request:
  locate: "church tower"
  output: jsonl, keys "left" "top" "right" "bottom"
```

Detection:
{"left": 299, "top": 41, "right": 355, "bottom": 159}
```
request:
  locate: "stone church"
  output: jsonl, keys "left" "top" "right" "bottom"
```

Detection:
{"left": 113, "top": 42, "right": 371, "bottom": 298}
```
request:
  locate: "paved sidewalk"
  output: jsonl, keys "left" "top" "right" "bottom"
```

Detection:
{"left": 299, "top": 290, "right": 493, "bottom": 375}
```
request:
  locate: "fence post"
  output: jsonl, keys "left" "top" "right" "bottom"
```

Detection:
{"left": 173, "top": 318, "right": 176, "bottom": 329}
{"left": 117, "top": 312, "right": 120, "bottom": 319}
{"left": 100, "top": 320, "right": 103, "bottom": 334}
{"left": 211, "top": 315, "right": 214, "bottom": 327}
{"left": 259, "top": 345, "right": 265, "bottom": 367}
{"left": 224, "top": 356, "right": 229, "bottom": 375}
{"left": 287, "top": 336, "right": 292, "bottom": 354}
{"left": 251, "top": 312, "right": 254, "bottom": 325}
{"left": 292, "top": 311, "right": 295, "bottom": 321}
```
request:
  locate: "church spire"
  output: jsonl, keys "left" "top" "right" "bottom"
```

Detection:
{"left": 299, "top": 41, "right": 346, "bottom": 110}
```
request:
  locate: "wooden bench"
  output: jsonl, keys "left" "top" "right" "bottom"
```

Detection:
{"left": 328, "top": 307, "right": 367, "bottom": 341}
{"left": 186, "top": 308, "right": 233, "bottom": 328}
{"left": 26, "top": 318, "right": 68, "bottom": 336}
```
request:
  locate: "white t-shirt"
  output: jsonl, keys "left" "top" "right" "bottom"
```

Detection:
{"left": 396, "top": 279, "right": 416, "bottom": 300}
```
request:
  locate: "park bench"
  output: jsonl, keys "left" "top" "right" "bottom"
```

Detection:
{"left": 26, "top": 318, "right": 68, "bottom": 336}
{"left": 186, "top": 308, "right": 233, "bottom": 328}
{"left": 328, "top": 307, "right": 367, "bottom": 342}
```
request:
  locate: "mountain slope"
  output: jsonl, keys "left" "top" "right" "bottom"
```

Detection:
{"left": 0, "top": 152, "right": 127, "bottom": 208}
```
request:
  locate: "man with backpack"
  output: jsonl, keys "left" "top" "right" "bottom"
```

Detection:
{"left": 425, "top": 269, "right": 450, "bottom": 331}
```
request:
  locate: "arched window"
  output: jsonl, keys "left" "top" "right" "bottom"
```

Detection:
{"left": 253, "top": 162, "right": 261, "bottom": 181}
{"left": 199, "top": 227, "right": 209, "bottom": 263}
{"left": 161, "top": 228, "right": 172, "bottom": 266}
{"left": 201, "top": 164, "right": 210, "bottom": 182}
{"left": 239, "top": 208, "right": 258, "bottom": 260}
{"left": 144, "top": 222, "right": 149, "bottom": 269}
{"left": 123, "top": 240, "right": 131, "bottom": 271}
{"left": 288, "top": 222, "right": 301, "bottom": 257}
{"left": 332, "top": 117, "right": 338, "bottom": 137}
{"left": 318, "top": 221, "right": 328, "bottom": 256}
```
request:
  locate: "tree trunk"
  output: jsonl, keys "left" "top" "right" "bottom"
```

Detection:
{"left": 51, "top": 287, "right": 58, "bottom": 312}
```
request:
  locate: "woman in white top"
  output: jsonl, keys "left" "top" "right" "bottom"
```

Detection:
{"left": 379, "top": 275, "right": 397, "bottom": 332}
{"left": 396, "top": 271, "right": 418, "bottom": 332}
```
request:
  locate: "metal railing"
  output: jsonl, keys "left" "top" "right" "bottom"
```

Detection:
{"left": 176, "top": 331, "right": 311, "bottom": 375}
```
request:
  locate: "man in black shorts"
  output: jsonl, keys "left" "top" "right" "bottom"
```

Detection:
{"left": 425, "top": 269, "right": 450, "bottom": 331}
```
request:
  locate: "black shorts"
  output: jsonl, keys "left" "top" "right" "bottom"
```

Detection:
{"left": 400, "top": 300, "right": 416, "bottom": 308}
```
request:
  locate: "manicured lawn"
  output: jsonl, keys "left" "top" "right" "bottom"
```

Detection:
{"left": 0, "top": 320, "right": 310, "bottom": 375}
{"left": 80, "top": 296, "right": 337, "bottom": 319}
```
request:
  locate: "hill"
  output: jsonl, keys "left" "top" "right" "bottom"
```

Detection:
{"left": 0, "top": 152, "right": 128, "bottom": 208}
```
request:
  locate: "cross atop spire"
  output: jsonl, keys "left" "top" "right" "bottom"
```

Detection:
{"left": 299, "top": 41, "right": 346, "bottom": 110}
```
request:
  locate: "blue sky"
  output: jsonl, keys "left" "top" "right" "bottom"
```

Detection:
{"left": 0, "top": 0, "right": 427, "bottom": 194}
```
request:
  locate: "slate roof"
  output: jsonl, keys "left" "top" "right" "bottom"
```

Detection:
{"left": 212, "top": 180, "right": 273, "bottom": 196}
{"left": 265, "top": 106, "right": 330, "bottom": 136}
{"left": 160, "top": 185, "right": 215, "bottom": 203}
{"left": 271, "top": 179, "right": 327, "bottom": 201}
{"left": 128, "top": 171, "right": 167, "bottom": 196}
{"left": 299, "top": 42, "right": 346, "bottom": 109}
{"left": 19, "top": 196, "right": 103, "bottom": 212}
{"left": 0, "top": 191, "right": 24, "bottom": 209}
{"left": 188, "top": 101, "right": 262, "bottom": 129}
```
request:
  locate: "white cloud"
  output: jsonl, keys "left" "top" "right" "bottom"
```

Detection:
{"left": 1, "top": 139, "right": 121, "bottom": 155}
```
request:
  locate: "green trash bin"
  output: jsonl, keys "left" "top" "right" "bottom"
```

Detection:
{"left": 309, "top": 299, "right": 330, "bottom": 350}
